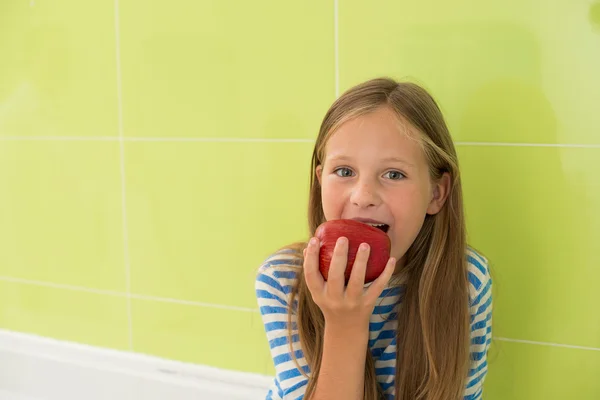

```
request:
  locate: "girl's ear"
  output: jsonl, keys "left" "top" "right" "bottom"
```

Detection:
{"left": 315, "top": 165, "right": 323, "bottom": 185}
{"left": 426, "top": 172, "right": 451, "bottom": 215}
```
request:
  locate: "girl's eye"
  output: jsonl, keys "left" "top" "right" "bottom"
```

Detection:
{"left": 334, "top": 167, "right": 354, "bottom": 177}
{"left": 384, "top": 170, "right": 405, "bottom": 180}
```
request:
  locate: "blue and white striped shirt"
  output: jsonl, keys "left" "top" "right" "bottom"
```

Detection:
{"left": 255, "top": 247, "right": 493, "bottom": 400}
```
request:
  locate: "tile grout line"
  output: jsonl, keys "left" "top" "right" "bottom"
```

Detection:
{"left": 495, "top": 337, "right": 600, "bottom": 352}
{"left": 0, "top": 136, "right": 119, "bottom": 141}
{"left": 1, "top": 275, "right": 599, "bottom": 353}
{"left": 114, "top": 0, "right": 134, "bottom": 352}
{"left": 0, "top": 276, "right": 126, "bottom": 298}
{"left": 456, "top": 141, "right": 600, "bottom": 148}
{"left": 0, "top": 276, "right": 258, "bottom": 313}
{"left": 1, "top": 135, "right": 600, "bottom": 148}
{"left": 129, "top": 293, "right": 257, "bottom": 313}
{"left": 334, "top": 0, "right": 339, "bottom": 98}
{"left": 124, "top": 137, "right": 316, "bottom": 143}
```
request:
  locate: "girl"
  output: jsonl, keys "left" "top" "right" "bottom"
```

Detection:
{"left": 255, "top": 77, "right": 492, "bottom": 400}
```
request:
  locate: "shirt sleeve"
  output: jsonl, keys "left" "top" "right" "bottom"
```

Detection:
{"left": 464, "top": 250, "right": 493, "bottom": 400}
{"left": 255, "top": 256, "right": 309, "bottom": 400}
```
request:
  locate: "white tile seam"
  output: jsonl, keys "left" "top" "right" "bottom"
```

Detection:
{"left": 0, "top": 276, "right": 125, "bottom": 297}
{"left": 0, "top": 276, "right": 257, "bottom": 313}
{"left": 1, "top": 136, "right": 600, "bottom": 148}
{"left": 0, "top": 136, "right": 600, "bottom": 149}
{"left": 113, "top": 0, "right": 134, "bottom": 352}
{"left": 494, "top": 337, "right": 600, "bottom": 352}
{"left": 0, "top": 136, "right": 119, "bottom": 141}
{"left": 334, "top": 0, "right": 339, "bottom": 98}
{"left": 456, "top": 141, "right": 600, "bottom": 148}
{"left": 0, "top": 275, "right": 598, "bottom": 353}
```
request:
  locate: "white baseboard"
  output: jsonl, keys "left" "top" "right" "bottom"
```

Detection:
{"left": 0, "top": 329, "right": 273, "bottom": 400}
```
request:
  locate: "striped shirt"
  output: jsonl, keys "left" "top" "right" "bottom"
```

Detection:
{"left": 255, "top": 247, "right": 493, "bottom": 400}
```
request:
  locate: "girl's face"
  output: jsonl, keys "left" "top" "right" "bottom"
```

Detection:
{"left": 316, "top": 106, "right": 450, "bottom": 267}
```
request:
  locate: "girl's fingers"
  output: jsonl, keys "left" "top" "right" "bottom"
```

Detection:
{"left": 364, "top": 256, "right": 397, "bottom": 303}
{"left": 303, "top": 238, "right": 324, "bottom": 296}
{"left": 325, "top": 237, "right": 349, "bottom": 298}
{"left": 346, "top": 243, "right": 370, "bottom": 297}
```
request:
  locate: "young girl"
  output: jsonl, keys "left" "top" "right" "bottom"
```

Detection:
{"left": 255, "top": 78, "right": 492, "bottom": 400}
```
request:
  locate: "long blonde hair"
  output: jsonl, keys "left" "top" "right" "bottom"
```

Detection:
{"left": 287, "top": 77, "right": 471, "bottom": 399}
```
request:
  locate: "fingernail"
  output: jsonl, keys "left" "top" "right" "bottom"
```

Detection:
{"left": 337, "top": 237, "right": 347, "bottom": 245}
{"left": 310, "top": 238, "right": 319, "bottom": 247}
{"left": 360, "top": 243, "right": 369, "bottom": 251}
{"left": 389, "top": 257, "right": 396, "bottom": 264}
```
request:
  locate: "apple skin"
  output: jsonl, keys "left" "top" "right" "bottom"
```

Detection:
{"left": 314, "top": 219, "right": 391, "bottom": 284}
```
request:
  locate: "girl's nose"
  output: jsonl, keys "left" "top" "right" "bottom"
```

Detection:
{"left": 350, "top": 182, "right": 381, "bottom": 209}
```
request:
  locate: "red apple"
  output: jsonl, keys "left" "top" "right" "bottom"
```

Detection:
{"left": 314, "top": 219, "right": 391, "bottom": 284}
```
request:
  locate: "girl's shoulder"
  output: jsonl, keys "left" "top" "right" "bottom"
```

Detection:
{"left": 466, "top": 245, "right": 492, "bottom": 304}
{"left": 256, "top": 242, "right": 305, "bottom": 283}
{"left": 255, "top": 243, "right": 305, "bottom": 306}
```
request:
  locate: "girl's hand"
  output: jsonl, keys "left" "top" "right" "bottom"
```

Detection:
{"left": 303, "top": 236, "right": 396, "bottom": 328}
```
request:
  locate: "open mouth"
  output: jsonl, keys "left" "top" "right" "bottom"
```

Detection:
{"left": 365, "top": 223, "right": 390, "bottom": 234}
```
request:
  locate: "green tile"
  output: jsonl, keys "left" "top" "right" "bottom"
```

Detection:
{"left": 0, "top": 141, "right": 126, "bottom": 291}
{"left": 0, "top": 0, "right": 118, "bottom": 137}
{"left": 485, "top": 340, "right": 600, "bottom": 399}
{"left": 125, "top": 141, "right": 312, "bottom": 307}
{"left": 118, "top": 0, "right": 334, "bottom": 139}
{"left": 459, "top": 146, "right": 600, "bottom": 347}
{"left": 0, "top": 280, "right": 129, "bottom": 350}
{"left": 131, "top": 299, "right": 266, "bottom": 374}
{"left": 339, "top": 0, "right": 600, "bottom": 144}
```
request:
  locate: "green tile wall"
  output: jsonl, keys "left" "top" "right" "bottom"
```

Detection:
{"left": 0, "top": 1, "right": 598, "bottom": 398}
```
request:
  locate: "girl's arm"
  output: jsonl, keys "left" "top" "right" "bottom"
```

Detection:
{"left": 464, "top": 251, "right": 493, "bottom": 400}
{"left": 314, "top": 321, "right": 370, "bottom": 399}
{"left": 255, "top": 255, "right": 308, "bottom": 400}
{"left": 303, "top": 237, "right": 396, "bottom": 400}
